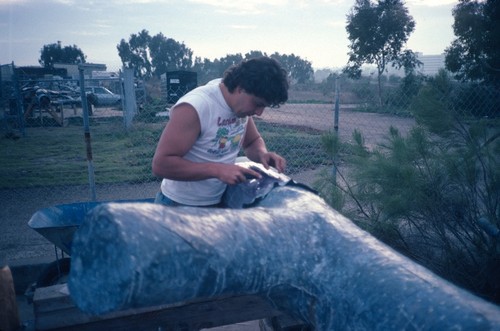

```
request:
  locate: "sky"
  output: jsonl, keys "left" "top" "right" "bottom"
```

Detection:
{"left": 0, "top": 0, "right": 459, "bottom": 71}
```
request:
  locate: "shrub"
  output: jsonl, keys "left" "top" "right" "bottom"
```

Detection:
{"left": 317, "top": 71, "right": 500, "bottom": 303}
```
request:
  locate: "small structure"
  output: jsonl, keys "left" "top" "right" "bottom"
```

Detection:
{"left": 163, "top": 70, "right": 197, "bottom": 104}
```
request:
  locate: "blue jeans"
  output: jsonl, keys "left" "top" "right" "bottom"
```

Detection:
{"left": 154, "top": 191, "right": 224, "bottom": 208}
{"left": 154, "top": 191, "right": 183, "bottom": 206}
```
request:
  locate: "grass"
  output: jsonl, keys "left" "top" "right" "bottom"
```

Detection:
{"left": 0, "top": 117, "right": 163, "bottom": 188}
{"left": 255, "top": 121, "right": 332, "bottom": 174}
{"left": 0, "top": 116, "right": 331, "bottom": 189}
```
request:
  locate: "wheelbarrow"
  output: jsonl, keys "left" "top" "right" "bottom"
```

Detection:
{"left": 27, "top": 198, "right": 154, "bottom": 291}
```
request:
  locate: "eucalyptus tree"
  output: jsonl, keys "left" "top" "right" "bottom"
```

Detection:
{"left": 117, "top": 30, "right": 193, "bottom": 79}
{"left": 344, "top": 0, "right": 419, "bottom": 106}
{"left": 117, "top": 29, "right": 152, "bottom": 78}
{"left": 149, "top": 33, "right": 193, "bottom": 76}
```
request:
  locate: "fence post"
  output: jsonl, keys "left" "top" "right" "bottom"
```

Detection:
{"left": 121, "top": 68, "right": 137, "bottom": 129}
{"left": 332, "top": 76, "right": 340, "bottom": 183}
{"left": 11, "top": 62, "right": 25, "bottom": 137}
{"left": 78, "top": 64, "right": 97, "bottom": 201}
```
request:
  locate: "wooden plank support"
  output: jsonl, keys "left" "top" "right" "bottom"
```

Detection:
{"left": 34, "top": 283, "right": 304, "bottom": 330}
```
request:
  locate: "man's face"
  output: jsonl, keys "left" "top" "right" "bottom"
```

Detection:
{"left": 232, "top": 88, "right": 269, "bottom": 118}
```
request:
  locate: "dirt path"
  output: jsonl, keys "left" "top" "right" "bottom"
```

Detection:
{"left": 261, "top": 104, "right": 415, "bottom": 148}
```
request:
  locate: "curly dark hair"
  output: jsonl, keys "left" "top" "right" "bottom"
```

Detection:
{"left": 222, "top": 57, "right": 289, "bottom": 108}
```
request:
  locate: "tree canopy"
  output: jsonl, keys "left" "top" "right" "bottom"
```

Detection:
{"left": 344, "top": 0, "right": 419, "bottom": 105}
{"left": 39, "top": 41, "right": 86, "bottom": 68}
{"left": 117, "top": 29, "right": 193, "bottom": 79}
{"left": 192, "top": 51, "right": 313, "bottom": 85}
{"left": 117, "top": 29, "right": 314, "bottom": 84}
{"left": 270, "top": 53, "right": 314, "bottom": 84}
{"left": 445, "top": 0, "right": 500, "bottom": 86}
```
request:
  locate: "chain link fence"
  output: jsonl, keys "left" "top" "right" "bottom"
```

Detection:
{"left": 1, "top": 65, "right": 498, "bottom": 195}
{"left": 1, "top": 63, "right": 498, "bottom": 289}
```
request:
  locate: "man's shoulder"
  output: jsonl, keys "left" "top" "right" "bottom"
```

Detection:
{"left": 180, "top": 79, "right": 225, "bottom": 109}
{"left": 185, "top": 79, "right": 221, "bottom": 99}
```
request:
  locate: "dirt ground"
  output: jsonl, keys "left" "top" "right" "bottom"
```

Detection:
{"left": 0, "top": 182, "right": 160, "bottom": 264}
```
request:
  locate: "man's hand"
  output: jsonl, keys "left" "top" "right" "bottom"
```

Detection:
{"left": 216, "top": 164, "right": 262, "bottom": 185}
{"left": 259, "top": 152, "right": 286, "bottom": 173}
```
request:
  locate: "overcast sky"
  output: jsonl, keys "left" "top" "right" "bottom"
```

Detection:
{"left": 0, "top": 0, "right": 458, "bottom": 71}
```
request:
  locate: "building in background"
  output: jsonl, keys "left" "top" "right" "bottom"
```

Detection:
{"left": 415, "top": 53, "right": 446, "bottom": 76}
{"left": 384, "top": 52, "right": 446, "bottom": 77}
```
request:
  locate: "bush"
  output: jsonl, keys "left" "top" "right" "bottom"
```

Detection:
{"left": 317, "top": 70, "right": 500, "bottom": 303}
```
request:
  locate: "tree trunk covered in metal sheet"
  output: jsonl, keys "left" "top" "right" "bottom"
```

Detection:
{"left": 68, "top": 186, "right": 500, "bottom": 330}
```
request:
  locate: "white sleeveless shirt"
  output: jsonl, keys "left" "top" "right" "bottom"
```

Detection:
{"left": 160, "top": 79, "right": 248, "bottom": 206}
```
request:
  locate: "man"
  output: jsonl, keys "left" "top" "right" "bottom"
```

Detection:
{"left": 152, "top": 57, "right": 289, "bottom": 207}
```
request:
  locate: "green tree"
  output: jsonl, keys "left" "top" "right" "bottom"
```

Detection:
{"left": 117, "top": 30, "right": 193, "bottom": 78}
{"left": 344, "top": 0, "right": 419, "bottom": 106}
{"left": 39, "top": 41, "right": 86, "bottom": 68}
{"left": 193, "top": 54, "right": 245, "bottom": 84}
{"left": 220, "top": 53, "right": 246, "bottom": 72}
{"left": 193, "top": 57, "right": 220, "bottom": 84}
{"left": 445, "top": 0, "right": 500, "bottom": 86}
{"left": 271, "top": 53, "right": 314, "bottom": 84}
{"left": 193, "top": 52, "right": 313, "bottom": 85}
{"left": 117, "top": 29, "right": 152, "bottom": 78}
{"left": 149, "top": 33, "right": 193, "bottom": 75}
{"left": 244, "top": 50, "right": 266, "bottom": 60}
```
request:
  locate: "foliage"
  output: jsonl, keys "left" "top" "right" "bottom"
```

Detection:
{"left": 317, "top": 70, "right": 500, "bottom": 303}
{"left": 193, "top": 53, "right": 245, "bottom": 84}
{"left": 270, "top": 52, "right": 314, "bottom": 84}
{"left": 193, "top": 51, "right": 314, "bottom": 85}
{"left": 116, "top": 29, "right": 314, "bottom": 84}
{"left": 39, "top": 41, "right": 86, "bottom": 68}
{"left": 385, "top": 71, "right": 425, "bottom": 111}
{"left": 445, "top": 0, "right": 500, "bottom": 86}
{"left": 117, "top": 29, "right": 193, "bottom": 79}
{"left": 344, "top": 0, "right": 420, "bottom": 106}
{"left": 413, "top": 69, "right": 500, "bottom": 119}
{"left": 149, "top": 33, "right": 194, "bottom": 75}
{"left": 117, "top": 29, "right": 152, "bottom": 78}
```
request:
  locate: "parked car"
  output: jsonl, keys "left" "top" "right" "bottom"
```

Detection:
{"left": 56, "top": 84, "right": 80, "bottom": 99}
{"left": 85, "top": 86, "right": 121, "bottom": 107}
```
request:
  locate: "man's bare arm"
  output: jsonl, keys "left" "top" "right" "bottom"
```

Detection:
{"left": 152, "top": 104, "right": 261, "bottom": 184}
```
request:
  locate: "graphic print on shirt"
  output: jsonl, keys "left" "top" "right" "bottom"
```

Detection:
{"left": 208, "top": 116, "right": 245, "bottom": 157}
